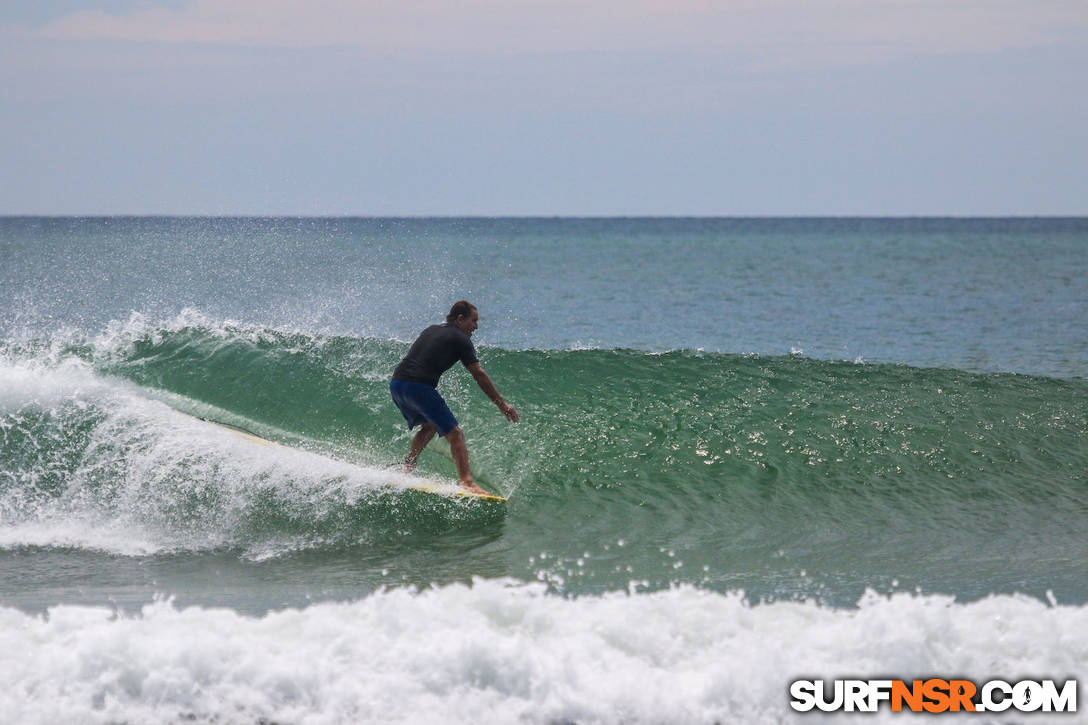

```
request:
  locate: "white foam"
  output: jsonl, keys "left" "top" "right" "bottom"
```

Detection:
{"left": 0, "top": 580, "right": 1083, "bottom": 724}
{"left": 0, "top": 354, "right": 444, "bottom": 557}
{"left": 0, "top": 350, "right": 101, "bottom": 409}
{"left": 0, "top": 519, "right": 163, "bottom": 556}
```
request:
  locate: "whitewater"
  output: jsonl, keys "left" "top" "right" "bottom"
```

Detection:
{"left": 3, "top": 581, "right": 1085, "bottom": 724}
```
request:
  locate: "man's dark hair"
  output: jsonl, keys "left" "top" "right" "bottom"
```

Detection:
{"left": 446, "top": 300, "right": 477, "bottom": 323}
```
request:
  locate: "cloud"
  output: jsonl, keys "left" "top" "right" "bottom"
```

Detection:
{"left": 28, "top": 0, "right": 1088, "bottom": 69}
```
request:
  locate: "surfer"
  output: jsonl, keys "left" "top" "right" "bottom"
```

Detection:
{"left": 390, "top": 301, "right": 519, "bottom": 495}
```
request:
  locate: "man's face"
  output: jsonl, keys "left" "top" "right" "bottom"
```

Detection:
{"left": 456, "top": 309, "right": 479, "bottom": 337}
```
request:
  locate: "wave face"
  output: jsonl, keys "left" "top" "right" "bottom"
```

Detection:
{"left": 3, "top": 316, "right": 1086, "bottom": 604}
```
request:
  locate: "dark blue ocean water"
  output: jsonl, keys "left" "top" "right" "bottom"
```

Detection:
{"left": 4, "top": 217, "right": 1086, "bottom": 377}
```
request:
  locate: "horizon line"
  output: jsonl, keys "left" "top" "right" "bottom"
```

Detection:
{"left": 3, "top": 214, "right": 1088, "bottom": 220}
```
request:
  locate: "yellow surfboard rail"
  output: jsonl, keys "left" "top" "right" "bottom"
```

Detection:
{"left": 407, "top": 483, "right": 508, "bottom": 503}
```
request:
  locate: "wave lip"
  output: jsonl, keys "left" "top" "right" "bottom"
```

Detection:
{"left": 1, "top": 579, "right": 1084, "bottom": 724}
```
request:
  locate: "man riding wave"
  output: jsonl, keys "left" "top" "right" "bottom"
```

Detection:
{"left": 389, "top": 301, "right": 519, "bottom": 495}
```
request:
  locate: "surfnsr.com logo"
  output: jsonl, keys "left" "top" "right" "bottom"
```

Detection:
{"left": 790, "top": 679, "right": 1077, "bottom": 714}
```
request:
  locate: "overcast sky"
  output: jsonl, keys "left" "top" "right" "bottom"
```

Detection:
{"left": 2, "top": 0, "right": 1086, "bottom": 215}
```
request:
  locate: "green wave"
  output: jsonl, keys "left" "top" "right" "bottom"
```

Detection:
{"left": 3, "top": 323, "right": 1087, "bottom": 567}
{"left": 96, "top": 324, "right": 1088, "bottom": 498}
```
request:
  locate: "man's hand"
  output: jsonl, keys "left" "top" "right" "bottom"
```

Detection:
{"left": 499, "top": 402, "right": 520, "bottom": 423}
{"left": 467, "top": 362, "right": 520, "bottom": 422}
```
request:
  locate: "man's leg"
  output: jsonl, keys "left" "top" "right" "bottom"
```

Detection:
{"left": 445, "top": 427, "right": 487, "bottom": 494}
{"left": 404, "top": 422, "right": 436, "bottom": 472}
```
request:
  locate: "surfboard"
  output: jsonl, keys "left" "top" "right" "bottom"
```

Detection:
{"left": 196, "top": 416, "right": 507, "bottom": 502}
{"left": 200, "top": 417, "right": 275, "bottom": 446}
{"left": 403, "top": 483, "right": 508, "bottom": 503}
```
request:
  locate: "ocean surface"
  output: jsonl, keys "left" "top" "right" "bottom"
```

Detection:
{"left": 1, "top": 217, "right": 1086, "bottom": 723}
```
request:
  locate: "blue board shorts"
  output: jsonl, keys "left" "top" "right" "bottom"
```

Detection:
{"left": 389, "top": 380, "right": 459, "bottom": 437}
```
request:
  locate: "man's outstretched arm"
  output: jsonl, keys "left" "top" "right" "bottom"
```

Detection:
{"left": 466, "top": 362, "right": 519, "bottom": 422}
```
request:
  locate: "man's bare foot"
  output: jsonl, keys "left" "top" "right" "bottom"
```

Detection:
{"left": 460, "top": 479, "right": 489, "bottom": 495}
